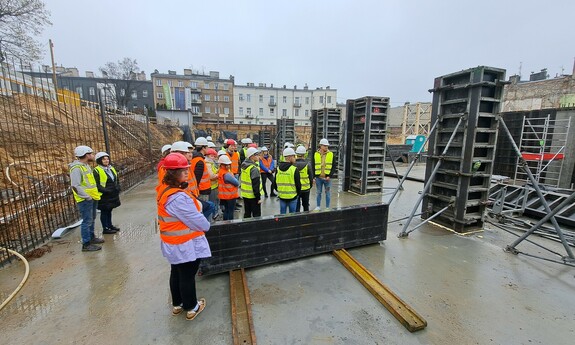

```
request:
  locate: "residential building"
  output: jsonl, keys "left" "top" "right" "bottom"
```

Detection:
{"left": 233, "top": 83, "right": 337, "bottom": 126}
{"left": 151, "top": 69, "right": 234, "bottom": 123}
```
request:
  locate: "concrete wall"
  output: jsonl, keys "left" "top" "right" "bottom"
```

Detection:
{"left": 502, "top": 75, "right": 575, "bottom": 112}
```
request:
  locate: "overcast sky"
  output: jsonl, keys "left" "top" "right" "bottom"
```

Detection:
{"left": 38, "top": 0, "right": 574, "bottom": 105}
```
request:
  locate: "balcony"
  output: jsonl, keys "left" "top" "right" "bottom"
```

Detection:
{"left": 268, "top": 100, "right": 277, "bottom": 107}
{"left": 192, "top": 98, "right": 202, "bottom": 104}
{"left": 246, "top": 114, "right": 254, "bottom": 119}
{"left": 293, "top": 102, "right": 301, "bottom": 107}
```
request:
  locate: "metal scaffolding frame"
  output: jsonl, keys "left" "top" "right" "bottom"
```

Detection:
{"left": 401, "top": 102, "right": 431, "bottom": 143}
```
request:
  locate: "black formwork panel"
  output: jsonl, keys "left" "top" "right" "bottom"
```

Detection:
{"left": 258, "top": 129, "right": 273, "bottom": 148}
{"left": 275, "top": 118, "right": 295, "bottom": 159}
{"left": 311, "top": 108, "right": 342, "bottom": 178}
{"left": 422, "top": 66, "right": 506, "bottom": 233}
{"left": 201, "top": 203, "right": 388, "bottom": 275}
{"left": 343, "top": 97, "right": 388, "bottom": 194}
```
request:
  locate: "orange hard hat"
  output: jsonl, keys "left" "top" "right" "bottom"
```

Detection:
{"left": 163, "top": 153, "right": 190, "bottom": 169}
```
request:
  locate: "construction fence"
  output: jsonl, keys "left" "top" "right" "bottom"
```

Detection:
{"left": 0, "top": 60, "right": 180, "bottom": 264}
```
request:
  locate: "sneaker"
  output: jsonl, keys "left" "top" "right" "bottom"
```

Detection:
{"left": 172, "top": 305, "right": 183, "bottom": 315}
{"left": 313, "top": 206, "right": 321, "bottom": 211}
{"left": 186, "top": 298, "right": 206, "bottom": 321}
{"left": 102, "top": 228, "right": 117, "bottom": 234}
{"left": 90, "top": 237, "right": 105, "bottom": 244}
{"left": 82, "top": 244, "right": 101, "bottom": 252}
{"left": 110, "top": 225, "right": 121, "bottom": 231}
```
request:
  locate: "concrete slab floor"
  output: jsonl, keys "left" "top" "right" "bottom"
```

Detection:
{"left": 1, "top": 164, "right": 574, "bottom": 345}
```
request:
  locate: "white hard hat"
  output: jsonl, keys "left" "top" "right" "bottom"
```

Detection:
{"left": 207, "top": 141, "right": 216, "bottom": 148}
{"left": 161, "top": 144, "right": 172, "bottom": 154}
{"left": 319, "top": 138, "right": 330, "bottom": 146}
{"left": 283, "top": 142, "right": 292, "bottom": 148}
{"left": 95, "top": 152, "right": 109, "bottom": 161}
{"left": 218, "top": 155, "right": 232, "bottom": 165}
{"left": 185, "top": 142, "right": 194, "bottom": 148}
{"left": 283, "top": 148, "right": 296, "bottom": 157}
{"left": 206, "top": 136, "right": 212, "bottom": 141}
{"left": 74, "top": 145, "right": 93, "bottom": 157}
{"left": 241, "top": 138, "right": 253, "bottom": 144}
{"left": 261, "top": 146, "right": 268, "bottom": 151}
{"left": 246, "top": 147, "right": 259, "bottom": 158}
{"left": 194, "top": 137, "right": 209, "bottom": 146}
{"left": 295, "top": 146, "right": 307, "bottom": 155}
{"left": 171, "top": 141, "right": 190, "bottom": 153}
{"left": 217, "top": 149, "right": 227, "bottom": 157}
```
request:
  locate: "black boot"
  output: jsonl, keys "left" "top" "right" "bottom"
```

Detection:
{"left": 110, "top": 225, "right": 120, "bottom": 231}
{"left": 102, "top": 228, "right": 117, "bottom": 234}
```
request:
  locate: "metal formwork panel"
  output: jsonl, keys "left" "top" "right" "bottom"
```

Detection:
{"left": 275, "top": 118, "right": 295, "bottom": 158}
{"left": 258, "top": 130, "right": 272, "bottom": 148}
{"left": 343, "top": 97, "right": 388, "bottom": 194}
{"left": 422, "top": 66, "right": 506, "bottom": 232}
{"left": 311, "top": 108, "right": 342, "bottom": 178}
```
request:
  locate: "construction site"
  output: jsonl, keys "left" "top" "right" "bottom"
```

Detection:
{"left": 1, "top": 61, "right": 575, "bottom": 345}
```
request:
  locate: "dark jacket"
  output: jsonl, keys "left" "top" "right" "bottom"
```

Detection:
{"left": 272, "top": 161, "right": 301, "bottom": 201}
{"left": 93, "top": 166, "right": 121, "bottom": 210}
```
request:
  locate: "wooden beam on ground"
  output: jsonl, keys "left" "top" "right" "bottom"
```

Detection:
{"left": 333, "top": 249, "right": 427, "bottom": 332}
{"left": 230, "top": 269, "right": 257, "bottom": 345}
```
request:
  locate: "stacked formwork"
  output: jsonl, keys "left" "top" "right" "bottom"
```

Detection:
{"left": 258, "top": 129, "right": 273, "bottom": 149}
{"left": 422, "top": 66, "right": 506, "bottom": 233}
{"left": 275, "top": 118, "right": 295, "bottom": 159}
{"left": 311, "top": 108, "right": 342, "bottom": 178}
{"left": 343, "top": 97, "right": 388, "bottom": 194}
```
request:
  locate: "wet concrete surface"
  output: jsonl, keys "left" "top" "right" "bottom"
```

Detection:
{"left": 1, "top": 163, "right": 574, "bottom": 344}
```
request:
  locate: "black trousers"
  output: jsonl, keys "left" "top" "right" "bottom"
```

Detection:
{"left": 170, "top": 259, "right": 202, "bottom": 310}
{"left": 243, "top": 197, "right": 261, "bottom": 218}
{"left": 297, "top": 190, "right": 311, "bottom": 212}
{"left": 261, "top": 173, "right": 275, "bottom": 196}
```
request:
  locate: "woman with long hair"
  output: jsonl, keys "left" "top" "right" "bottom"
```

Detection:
{"left": 93, "top": 152, "right": 121, "bottom": 234}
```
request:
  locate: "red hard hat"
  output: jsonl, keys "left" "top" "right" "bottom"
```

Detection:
{"left": 206, "top": 148, "right": 218, "bottom": 156}
{"left": 163, "top": 153, "right": 190, "bottom": 169}
{"left": 248, "top": 143, "right": 257, "bottom": 148}
{"left": 226, "top": 139, "right": 237, "bottom": 145}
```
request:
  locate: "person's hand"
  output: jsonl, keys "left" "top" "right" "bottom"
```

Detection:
{"left": 257, "top": 199, "right": 262, "bottom": 204}
{"left": 326, "top": 176, "right": 330, "bottom": 181}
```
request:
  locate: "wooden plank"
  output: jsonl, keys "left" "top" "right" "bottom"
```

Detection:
{"left": 333, "top": 249, "right": 427, "bottom": 332}
{"left": 230, "top": 269, "right": 257, "bottom": 345}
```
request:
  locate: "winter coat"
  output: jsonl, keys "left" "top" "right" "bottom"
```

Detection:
{"left": 93, "top": 165, "right": 121, "bottom": 210}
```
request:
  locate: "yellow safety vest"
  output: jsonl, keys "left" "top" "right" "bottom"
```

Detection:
{"left": 276, "top": 165, "right": 297, "bottom": 199}
{"left": 240, "top": 164, "right": 262, "bottom": 199}
{"left": 314, "top": 151, "right": 333, "bottom": 176}
{"left": 70, "top": 164, "right": 101, "bottom": 203}
{"left": 299, "top": 164, "right": 311, "bottom": 191}
{"left": 208, "top": 161, "right": 218, "bottom": 190}
{"left": 94, "top": 166, "right": 118, "bottom": 187}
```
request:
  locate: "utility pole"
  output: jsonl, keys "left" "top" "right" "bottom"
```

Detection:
{"left": 49, "top": 39, "right": 58, "bottom": 97}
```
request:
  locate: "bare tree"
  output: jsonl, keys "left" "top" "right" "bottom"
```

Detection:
{"left": 99, "top": 58, "right": 143, "bottom": 111}
{"left": 0, "top": 0, "right": 51, "bottom": 62}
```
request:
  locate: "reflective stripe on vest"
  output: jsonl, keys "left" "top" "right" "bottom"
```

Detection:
{"left": 314, "top": 151, "right": 333, "bottom": 176}
{"left": 187, "top": 164, "right": 199, "bottom": 197}
{"left": 94, "top": 165, "right": 117, "bottom": 187}
{"left": 156, "top": 185, "right": 204, "bottom": 245}
{"left": 218, "top": 167, "right": 239, "bottom": 200}
{"left": 276, "top": 165, "right": 297, "bottom": 199}
{"left": 70, "top": 164, "right": 101, "bottom": 203}
{"left": 227, "top": 151, "right": 240, "bottom": 175}
{"left": 240, "top": 164, "right": 262, "bottom": 199}
{"left": 260, "top": 155, "right": 273, "bottom": 173}
{"left": 298, "top": 164, "right": 311, "bottom": 191}
{"left": 190, "top": 156, "right": 211, "bottom": 191}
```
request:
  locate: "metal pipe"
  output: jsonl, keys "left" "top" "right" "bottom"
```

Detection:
{"left": 405, "top": 204, "right": 451, "bottom": 235}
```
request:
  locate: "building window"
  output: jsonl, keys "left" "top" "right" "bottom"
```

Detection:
{"left": 205, "top": 106, "right": 211, "bottom": 113}
{"left": 155, "top": 79, "right": 162, "bottom": 86}
{"left": 215, "top": 95, "right": 220, "bottom": 101}
{"left": 89, "top": 87, "right": 95, "bottom": 96}
{"left": 319, "top": 96, "right": 324, "bottom": 104}
{"left": 259, "top": 108, "right": 263, "bottom": 116}
{"left": 327, "top": 96, "right": 332, "bottom": 103}
{"left": 239, "top": 107, "right": 243, "bottom": 116}
{"left": 259, "top": 121, "right": 264, "bottom": 124}
{"left": 295, "top": 96, "right": 300, "bottom": 105}
{"left": 283, "top": 96, "right": 287, "bottom": 103}
{"left": 223, "top": 83, "right": 229, "bottom": 90}
{"left": 75, "top": 87, "right": 83, "bottom": 98}
{"left": 131, "top": 90, "right": 137, "bottom": 99}
{"left": 247, "top": 107, "right": 252, "bottom": 115}
{"left": 178, "top": 81, "right": 183, "bottom": 87}
{"left": 305, "top": 97, "right": 309, "bottom": 104}
{"left": 282, "top": 109, "right": 287, "bottom": 116}
{"left": 204, "top": 94, "right": 211, "bottom": 101}
{"left": 270, "top": 108, "right": 274, "bottom": 116}
{"left": 240, "top": 121, "right": 244, "bottom": 124}
{"left": 142, "top": 90, "right": 148, "bottom": 98}
{"left": 305, "top": 110, "right": 309, "bottom": 116}
{"left": 157, "top": 93, "right": 163, "bottom": 99}
{"left": 239, "top": 93, "right": 244, "bottom": 101}
{"left": 224, "top": 96, "right": 230, "bottom": 102}
{"left": 246, "top": 94, "right": 251, "bottom": 102}
{"left": 120, "top": 89, "right": 125, "bottom": 97}
{"left": 270, "top": 95, "right": 275, "bottom": 103}
{"left": 204, "top": 82, "right": 210, "bottom": 89}
{"left": 224, "top": 107, "right": 229, "bottom": 114}
{"left": 295, "top": 109, "right": 299, "bottom": 116}
{"left": 259, "top": 95, "right": 263, "bottom": 102}
{"left": 167, "top": 80, "right": 172, "bottom": 87}
{"left": 270, "top": 122, "right": 274, "bottom": 125}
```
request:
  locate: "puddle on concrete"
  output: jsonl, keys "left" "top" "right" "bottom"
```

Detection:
{"left": 0, "top": 292, "right": 68, "bottom": 323}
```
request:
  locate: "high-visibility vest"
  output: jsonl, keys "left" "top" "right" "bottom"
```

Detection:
{"left": 207, "top": 161, "right": 218, "bottom": 190}
{"left": 227, "top": 151, "right": 240, "bottom": 175}
{"left": 276, "top": 165, "right": 297, "bottom": 199}
{"left": 218, "top": 167, "right": 239, "bottom": 200}
{"left": 187, "top": 164, "right": 199, "bottom": 197}
{"left": 279, "top": 155, "right": 285, "bottom": 162}
{"left": 94, "top": 165, "right": 118, "bottom": 188}
{"left": 314, "top": 151, "right": 333, "bottom": 176}
{"left": 190, "top": 156, "right": 211, "bottom": 192}
{"left": 157, "top": 185, "right": 204, "bottom": 245}
{"left": 70, "top": 164, "right": 101, "bottom": 203}
{"left": 260, "top": 155, "right": 273, "bottom": 173}
{"left": 240, "top": 164, "right": 263, "bottom": 199}
{"left": 298, "top": 164, "right": 311, "bottom": 191}
{"left": 158, "top": 166, "right": 166, "bottom": 185}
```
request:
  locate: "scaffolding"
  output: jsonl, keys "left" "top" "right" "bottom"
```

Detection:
{"left": 401, "top": 102, "right": 431, "bottom": 143}
{"left": 514, "top": 115, "right": 570, "bottom": 187}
